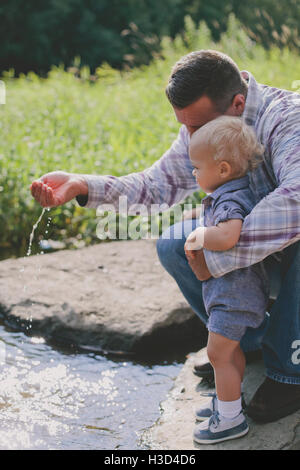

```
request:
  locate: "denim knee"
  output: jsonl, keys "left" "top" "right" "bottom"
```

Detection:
{"left": 156, "top": 219, "right": 198, "bottom": 267}
{"left": 156, "top": 231, "right": 185, "bottom": 272}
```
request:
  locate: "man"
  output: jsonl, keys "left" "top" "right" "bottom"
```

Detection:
{"left": 31, "top": 50, "right": 300, "bottom": 423}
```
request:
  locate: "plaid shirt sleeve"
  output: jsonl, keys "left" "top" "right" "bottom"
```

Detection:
{"left": 204, "top": 107, "right": 300, "bottom": 278}
{"left": 80, "top": 125, "right": 198, "bottom": 210}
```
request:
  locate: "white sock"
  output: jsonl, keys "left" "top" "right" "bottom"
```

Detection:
{"left": 217, "top": 397, "right": 242, "bottom": 420}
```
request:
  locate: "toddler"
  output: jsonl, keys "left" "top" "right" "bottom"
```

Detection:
{"left": 184, "top": 116, "right": 269, "bottom": 444}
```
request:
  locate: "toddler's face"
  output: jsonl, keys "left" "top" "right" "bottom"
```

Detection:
{"left": 190, "top": 144, "right": 225, "bottom": 193}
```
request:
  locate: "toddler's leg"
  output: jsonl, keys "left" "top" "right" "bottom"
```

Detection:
{"left": 207, "top": 331, "right": 245, "bottom": 402}
{"left": 194, "top": 331, "right": 249, "bottom": 444}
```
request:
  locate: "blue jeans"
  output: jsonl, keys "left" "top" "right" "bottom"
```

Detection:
{"left": 156, "top": 219, "right": 300, "bottom": 385}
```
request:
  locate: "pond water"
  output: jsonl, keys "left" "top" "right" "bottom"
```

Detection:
{"left": 0, "top": 209, "right": 186, "bottom": 449}
{"left": 0, "top": 323, "right": 182, "bottom": 450}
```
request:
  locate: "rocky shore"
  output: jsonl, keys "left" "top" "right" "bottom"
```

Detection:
{"left": 142, "top": 348, "right": 300, "bottom": 450}
{"left": 1, "top": 239, "right": 299, "bottom": 450}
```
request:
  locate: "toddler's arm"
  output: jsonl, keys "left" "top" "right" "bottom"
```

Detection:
{"left": 184, "top": 219, "right": 243, "bottom": 259}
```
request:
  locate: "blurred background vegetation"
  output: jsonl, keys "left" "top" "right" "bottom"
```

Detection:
{"left": 1, "top": 0, "right": 300, "bottom": 74}
{"left": 0, "top": 1, "right": 300, "bottom": 259}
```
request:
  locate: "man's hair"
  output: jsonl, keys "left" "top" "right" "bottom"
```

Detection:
{"left": 165, "top": 50, "right": 248, "bottom": 112}
{"left": 189, "top": 116, "right": 264, "bottom": 177}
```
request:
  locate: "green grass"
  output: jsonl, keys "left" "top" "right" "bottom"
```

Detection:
{"left": 1, "top": 16, "right": 300, "bottom": 259}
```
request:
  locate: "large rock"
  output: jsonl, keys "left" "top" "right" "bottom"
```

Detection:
{"left": 143, "top": 348, "right": 300, "bottom": 450}
{"left": 0, "top": 240, "right": 207, "bottom": 357}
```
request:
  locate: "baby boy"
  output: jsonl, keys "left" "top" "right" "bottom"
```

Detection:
{"left": 184, "top": 116, "right": 269, "bottom": 444}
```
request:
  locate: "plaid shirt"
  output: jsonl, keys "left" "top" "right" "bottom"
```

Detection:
{"left": 80, "top": 71, "right": 300, "bottom": 278}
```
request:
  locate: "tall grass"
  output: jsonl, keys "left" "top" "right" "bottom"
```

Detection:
{"left": 1, "top": 15, "right": 300, "bottom": 259}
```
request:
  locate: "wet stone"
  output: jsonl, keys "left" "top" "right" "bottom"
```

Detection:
{"left": 0, "top": 240, "right": 207, "bottom": 357}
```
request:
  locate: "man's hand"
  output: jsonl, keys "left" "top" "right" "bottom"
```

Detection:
{"left": 184, "top": 246, "right": 212, "bottom": 281}
{"left": 30, "top": 171, "right": 88, "bottom": 207}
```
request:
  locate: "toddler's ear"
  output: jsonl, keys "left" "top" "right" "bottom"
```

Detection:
{"left": 219, "top": 161, "right": 231, "bottom": 178}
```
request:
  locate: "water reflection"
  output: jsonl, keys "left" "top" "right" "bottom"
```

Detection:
{"left": 0, "top": 326, "right": 180, "bottom": 450}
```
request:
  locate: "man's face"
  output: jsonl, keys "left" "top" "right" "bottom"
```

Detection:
{"left": 173, "top": 96, "right": 222, "bottom": 136}
{"left": 173, "top": 94, "right": 245, "bottom": 136}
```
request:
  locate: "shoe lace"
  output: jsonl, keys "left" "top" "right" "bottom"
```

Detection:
{"left": 200, "top": 392, "right": 217, "bottom": 411}
{"left": 210, "top": 411, "right": 220, "bottom": 429}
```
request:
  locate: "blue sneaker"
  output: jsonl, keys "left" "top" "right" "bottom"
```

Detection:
{"left": 193, "top": 411, "right": 249, "bottom": 445}
{"left": 195, "top": 393, "right": 247, "bottom": 422}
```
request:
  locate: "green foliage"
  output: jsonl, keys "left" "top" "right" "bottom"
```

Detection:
{"left": 0, "top": 1, "right": 299, "bottom": 75}
{"left": 1, "top": 16, "right": 300, "bottom": 259}
{"left": 0, "top": 0, "right": 183, "bottom": 74}
{"left": 231, "top": 0, "right": 300, "bottom": 50}
{"left": 182, "top": 0, "right": 300, "bottom": 50}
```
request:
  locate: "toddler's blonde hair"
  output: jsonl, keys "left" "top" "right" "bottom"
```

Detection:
{"left": 190, "top": 116, "right": 264, "bottom": 177}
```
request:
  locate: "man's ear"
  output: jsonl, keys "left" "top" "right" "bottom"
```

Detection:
{"left": 225, "top": 94, "right": 246, "bottom": 116}
{"left": 231, "top": 94, "right": 246, "bottom": 115}
{"left": 219, "top": 161, "right": 232, "bottom": 178}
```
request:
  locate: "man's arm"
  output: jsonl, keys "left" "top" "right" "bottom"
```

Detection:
{"left": 31, "top": 126, "right": 198, "bottom": 209}
{"left": 204, "top": 124, "right": 300, "bottom": 278}
{"left": 77, "top": 125, "right": 198, "bottom": 210}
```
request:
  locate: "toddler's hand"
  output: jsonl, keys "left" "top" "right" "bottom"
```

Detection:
{"left": 184, "top": 227, "right": 205, "bottom": 251}
{"left": 184, "top": 246, "right": 196, "bottom": 260}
